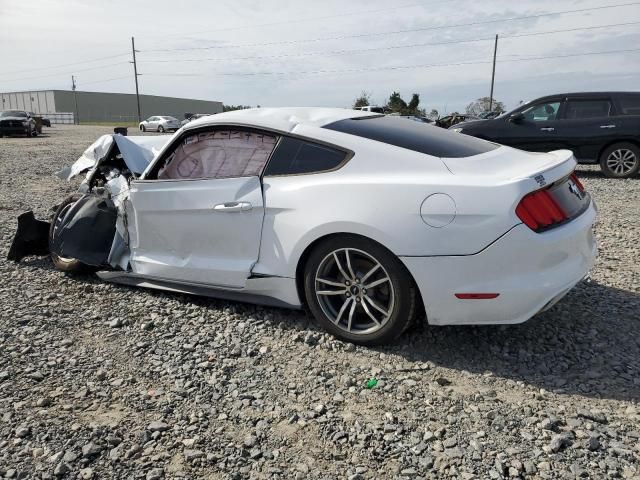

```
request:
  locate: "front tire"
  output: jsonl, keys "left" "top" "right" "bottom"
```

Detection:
{"left": 140, "top": 125, "right": 146, "bottom": 132}
{"left": 304, "top": 235, "right": 417, "bottom": 345}
{"left": 49, "top": 194, "right": 90, "bottom": 273}
{"left": 600, "top": 142, "right": 640, "bottom": 178}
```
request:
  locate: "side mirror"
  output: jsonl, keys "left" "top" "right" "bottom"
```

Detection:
{"left": 509, "top": 112, "right": 525, "bottom": 123}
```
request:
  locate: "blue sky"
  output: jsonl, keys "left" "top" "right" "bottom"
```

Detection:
{"left": 1, "top": 0, "right": 639, "bottom": 114}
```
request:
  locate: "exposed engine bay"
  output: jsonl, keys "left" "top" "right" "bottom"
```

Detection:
{"left": 8, "top": 134, "right": 170, "bottom": 270}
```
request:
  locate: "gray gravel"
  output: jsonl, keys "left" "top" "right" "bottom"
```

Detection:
{"left": 1, "top": 125, "right": 639, "bottom": 479}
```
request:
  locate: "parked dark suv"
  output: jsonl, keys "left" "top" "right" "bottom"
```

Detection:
{"left": 450, "top": 92, "right": 640, "bottom": 178}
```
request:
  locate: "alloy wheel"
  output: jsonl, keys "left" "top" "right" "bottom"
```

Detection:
{"left": 314, "top": 248, "right": 395, "bottom": 335}
{"left": 606, "top": 148, "right": 638, "bottom": 176}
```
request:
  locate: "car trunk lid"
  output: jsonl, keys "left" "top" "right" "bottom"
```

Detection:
{"left": 442, "top": 146, "right": 576, "bottom": 185}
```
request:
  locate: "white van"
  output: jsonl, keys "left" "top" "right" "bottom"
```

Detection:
{"left": 355, "top": 106, "right": 385, "bottom": 113}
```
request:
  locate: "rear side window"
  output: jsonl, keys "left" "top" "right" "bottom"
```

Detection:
{"left": 564, "top": 99, "right": 612, "bottom": 119}
{"left": 617, "top": 95, "right": 640, "bottom": 115}
{"left": 264, "top": 137, "right": 348, "bottom": 176}
{"left": 323, "top": 116, "right": 497, "bottom": 158}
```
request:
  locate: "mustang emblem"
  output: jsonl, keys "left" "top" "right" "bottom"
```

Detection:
{"left": 568, "top": 181, "right": 583, "bottom": 200}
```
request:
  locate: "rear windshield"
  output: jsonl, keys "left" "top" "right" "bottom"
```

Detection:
{"left": 324, "top": 116, "right": 498, "bottom": 158}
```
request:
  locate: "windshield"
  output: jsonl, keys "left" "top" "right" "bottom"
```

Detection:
{"left": 0, "top": 110, "right": 27, "bottom": 118}
{"left": 497, "top": 100, "right": 533, "bottom": 119}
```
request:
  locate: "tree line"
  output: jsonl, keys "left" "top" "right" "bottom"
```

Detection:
{"left": 353, "top": 91, "right": 506, "bottom": 118}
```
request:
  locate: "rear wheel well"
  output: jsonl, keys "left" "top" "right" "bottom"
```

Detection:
{"left": 294, "top": 232, "right": 426, "bottom": 320}
{"left": 597, "top": 139, "right": 640, "bottom": 162}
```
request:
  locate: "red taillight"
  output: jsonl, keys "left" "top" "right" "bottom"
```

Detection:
{"left": 455, "top": 293, "right": 500, "bottom": 299}
{"left": 570, "top": 173, "right": 584, "bottom": 192}
{"left": 516, "top": 187, "right": 568, "bottom": 232}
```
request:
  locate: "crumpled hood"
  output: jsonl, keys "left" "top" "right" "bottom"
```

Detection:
{"left": 56, "top": 134, "right": 171, "bottom": 180}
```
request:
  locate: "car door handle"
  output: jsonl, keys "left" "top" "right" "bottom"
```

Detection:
{"left": 540, "top": 127, "right": 555, "bottom": 132}
{"left": 599, "top": 124, "right": 616, "bottom": 129}
{"left": 213, "top": 201, "right": 252, "bottom": 212}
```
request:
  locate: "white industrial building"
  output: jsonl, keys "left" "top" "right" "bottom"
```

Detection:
{"left": 0, "top": 90, "right": 223, "bottom": 124}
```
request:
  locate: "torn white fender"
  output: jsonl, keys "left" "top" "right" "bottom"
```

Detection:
{"left": 56, "top": 134, "right": 171, "bottom": 180}
{"left": 105, "top": 175, "right": 131, "bottom": 269}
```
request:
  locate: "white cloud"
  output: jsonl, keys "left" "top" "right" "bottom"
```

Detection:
{"left": 0, "top": 0, "right": 639, "bottom": 113}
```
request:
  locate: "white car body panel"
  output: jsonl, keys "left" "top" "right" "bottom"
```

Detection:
{"left": 403, "top": 202, "right": 597, "bottom": 325}
{"left": 128, "top": 176, "right": 264, "bottom": 288}
{"left": 60, "top": 106, "right": 595, "bottom": 326}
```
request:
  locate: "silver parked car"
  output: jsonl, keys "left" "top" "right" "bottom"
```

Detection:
{"left": 139, "top": 116, "right": 181, "bottom": 133}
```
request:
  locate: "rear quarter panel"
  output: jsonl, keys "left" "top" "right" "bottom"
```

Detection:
{"left": 253, "top": 132, "right": 527, "bottom": 279}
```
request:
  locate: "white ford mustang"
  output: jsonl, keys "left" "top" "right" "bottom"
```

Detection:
{"left": 42, "top": 107, "right": 596, "bottom": 344}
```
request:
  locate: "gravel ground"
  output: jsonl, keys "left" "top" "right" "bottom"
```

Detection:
{"left": 0, "top": 125, "right": 638, "bottom": 480}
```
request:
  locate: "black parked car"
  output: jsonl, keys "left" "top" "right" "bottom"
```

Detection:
{"left": 450, "top": 92, "right": 640, "bottom": 178}
{"left": 29, "top": 112, "right": 51, "bottom": 127}
{"left": 0, "top": 110, "right": 38, "bottom": 137}
{"left": 435, "top": 113, "right": 477, "bottom": 129}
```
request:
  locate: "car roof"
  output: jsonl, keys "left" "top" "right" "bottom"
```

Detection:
{"left": 533, "top": 91, "right": 640, "bottom": 101}
{"left": 185, "top": 107, "right": 378, "bottom": 133}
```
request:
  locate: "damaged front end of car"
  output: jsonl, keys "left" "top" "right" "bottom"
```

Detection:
{"left": 8, "top": 133, "right": 170, "bottom": 272}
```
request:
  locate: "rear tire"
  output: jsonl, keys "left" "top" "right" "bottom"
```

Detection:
{"left": 158, "top": 125, "right": 165, "bottom": 133}
{"left": 303, "top": 235, "right": 417, "bottom": 345}
{"left": 599, "top": 142, "right": 640, "bottom": 178}
{"left": 49, "top": 194, "right": 91, "bottom": 273}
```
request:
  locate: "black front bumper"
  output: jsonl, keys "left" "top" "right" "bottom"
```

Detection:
{"left": 0, "top": 126, "right": 29, "bottom": 136}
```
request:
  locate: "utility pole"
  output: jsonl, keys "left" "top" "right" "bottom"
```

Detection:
{"left": 72, "top": 75, "right": 80, "bottom": 124}
{"left": 489, "top": 34, "right": 498, "bottom": 112}
{"left": 131, "top": 36, "right": 142, "bottom": 122}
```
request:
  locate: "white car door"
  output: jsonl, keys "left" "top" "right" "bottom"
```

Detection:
{"left": 127, "top": 127, "right": 278, "bottom": 288}
{"left": 149, "top": 117, "right": 160, "bottom": 131}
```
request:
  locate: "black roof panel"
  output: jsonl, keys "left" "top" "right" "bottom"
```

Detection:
{"left": 324, "top": 116, "right": 498, "bottom": 158}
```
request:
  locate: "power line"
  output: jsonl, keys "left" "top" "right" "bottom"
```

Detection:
{"left": 153, "top": 2, "right": 428, "bottom": 38}
{"left": 141, "top": 73, "right": 205, "bottom": 77}
{"left": 139, "top": 47, "right": 640, "bottom": 78}
{"left": 0, "top": 2, "right": 440, "bottom": 77}
{"left": 2, "top": 3, "right": 636, "bottom": 85}
{"left": 80, "top": 75, "right": 131, "bottom": 86}
{"left": 0, "top": 53, "right": 130, "bottom": 77}
{"left": 7, "top": 75, "right": 132, "bottom": 93}
{"left": 144, "top": 2, "right": 640, "bottom": 53}
{"left": 0, "top": 62, "right": 130, "bottom": 84}
{"left": 506, "top": 21, "right": 640, "bottom": 39}
{"left": 138, "top": 21, "right": 640, "bottom": 64}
